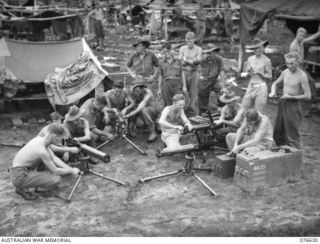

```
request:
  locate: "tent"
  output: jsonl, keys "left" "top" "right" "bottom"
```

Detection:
{"left": 2, "top": 38, "right": 108, "bottom": 107}
{"left": 237, "top": 0, "right": 320, "bottom": 72}
{"left": 240, "top": 0, "right": 320, "bottom": 43}
{"left": 5, "top": 38, "right": 84, "bottom": 82}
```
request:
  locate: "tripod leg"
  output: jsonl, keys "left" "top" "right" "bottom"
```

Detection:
{"left": 123, "top": 135, "right": 147, "bottom": 155}
{"left": 96, "top": 140, "right": 111, "bottom": 150}
{"left": 139, "top": 169, "right": 184, "bottom": 183}
{"left": 66, "top": 173, "right": 83, "bottom": 202}
{"left": 184, "top": 153, "right": 195, "bottom": 173}
{"left": 193, "top": 172, "right": 218, "bottom": 196}
{"left": 90, "top": 170, "right": 127, "bottom": 186}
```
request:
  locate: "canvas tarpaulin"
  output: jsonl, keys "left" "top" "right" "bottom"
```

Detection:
{"left": 44, "top": 52, "right": 105, "bottom": 106}
{"left": 44, "top": 39, "right": 108, "bottom": 107}
{"left": 240, "top": 0, "right": 320, "bottom": 43}
{"left": 4, "top": 38, "right": 83, "bottom": 82}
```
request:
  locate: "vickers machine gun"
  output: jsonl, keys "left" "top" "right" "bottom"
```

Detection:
{"left": 65, "top": 139, "right": 127, "bottom": 202}
{"left": 156, "top": 111, "right": 226, "bottom": 159}
{"left": 66, "top": 138, "right": 111, "bottom": 163}
{"left": 139, "top": 111, "right": 228, "bottom": 197}
{"left": 96, "top": 112, "right": 147, "bottom": 155}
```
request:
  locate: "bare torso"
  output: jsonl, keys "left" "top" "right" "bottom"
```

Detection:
{"left": 12, "top": 137, "right": 47, "bottom": 168}
{"left": 289, "top": 39, "right": 304, "bottom": 63}
{"left": 283, "top": 68, "right": 306, "bottom": 96}
{"left": 179, "top": 45, "right": 202, "bottom": 67}
{"left": 105, "top": 89, "right": 129, "bottom": 110}
{"left": 247, "top": 54, "right": 271, "bottom": 84}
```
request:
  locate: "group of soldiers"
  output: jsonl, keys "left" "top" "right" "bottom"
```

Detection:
{"left": 9, "top": 26, "right": 318, "bottom": 200}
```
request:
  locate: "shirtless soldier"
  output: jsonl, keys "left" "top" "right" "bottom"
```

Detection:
{"left": 226, "top": 109, "right": 274, "bottom": 154}
{"left": 159, "top": 94, "right": 193, "bottom": 148}
{"left": 179, "top": 32, "right": 202, "bottom": 115}
{"left": 104, "top": 80, "right": 135, "bottom": 124}
{"left": 289, "top": 27, "right": 320, "bottom": 117}
{"left": 10, "top": 124, "right": 80, "bottom": 200}
{"left": 242, "top": 38, "right": 272, "bottom": 114}
{"left": 38, "top": 111, "right": 79, "bottom": 162}
{"left": 270, "top": 52, "right": 311, "bottom": 149}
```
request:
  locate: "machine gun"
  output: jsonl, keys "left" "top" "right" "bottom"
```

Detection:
{"left": 115, "top": 114, "right": 129, "bottom": 138}
{"left": 65, "top": 154, "right": 127, "bottom": 202}
{"left": 98, "top": 112, "right": 148, "bottom": 155}
{"left": 156, "top": 111, "right": 225, "bottom": 158}
{"left": 66, "top": 138, "right": 111, "bottom": 163}
{"left": 139, "top": 111, "right": 226, "bottom": 197}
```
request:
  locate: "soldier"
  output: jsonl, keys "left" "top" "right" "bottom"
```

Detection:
{"left": 242, "top": 38, "right": 272, "bottom": 114}
{"left": 289, "top": 27, "right": 320, "bottom": 65}
{"left": 64, "top": 105, "right": 102, "bottom": 164}
{"left": 104, "top": 80, "right": 135, "bottom": 125}
{"left": 158, "top": 42, "right": 186, "bottom": 106}
{"left": 179, "top": 32, "right": 202, "bottom": 116}
{"left": 214, "top": 89, "right": 244, "bottom": 142}
{"left": 80, "top": 95, "right": 115, "bottom": 145}
{"left": 226, "top": 109, "right": 274, "bottom": 154}
{"left": 270, "top": 52, "right": 311, "bottom": 149}
{"left": 126, "top": 36, "right": 159, "bottom": 89}
{"left": 38, "top": 111, "right": 79, "bottom": 162}
{"left": 198, "top": 43, "right": 224, "bottom": 114}
{"left": 88, "top": 2, "right": 105, "bottom": 50}
{"left": 10, "top": 124, "right": 80, "bottom": 200}
{"left": 289, "top": 27, "right": 320, "bottom": 117}
{"left": 159, "top": 94, "right": 193, "bottom": 148}
{"left": 63, "top": 105, "right": 92, "bottom": 144}
{"left": 124, "top": 82, "right": 159, "bottom": 142}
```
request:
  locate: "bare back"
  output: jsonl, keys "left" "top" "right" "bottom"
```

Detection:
{"left": 12, "top": 137, "right": 48, "bottom": 168}
{"left": 283, "top": 68, "right": 308, "bottom": 96}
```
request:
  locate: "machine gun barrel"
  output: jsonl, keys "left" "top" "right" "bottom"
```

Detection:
{"left": 157, "top": 144, "right": 201, "bottom": 157}
{"left": 66, "top": 138, "right": 110, "bottom": 163}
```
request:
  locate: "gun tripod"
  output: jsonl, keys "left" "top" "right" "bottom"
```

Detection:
{"left": 139, "top": 152, "right": 218, "bottom": 196}
{"left": 96, "top": 119, "right": 147, "bottom": 156}
{"left": 66, "top": 157, "right": 127, "bottom": 202}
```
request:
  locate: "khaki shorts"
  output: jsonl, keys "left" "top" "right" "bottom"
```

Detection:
{"left": 10, "top": 166, "right": 61, "bottom": 190}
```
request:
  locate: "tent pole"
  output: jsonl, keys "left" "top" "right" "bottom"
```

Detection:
{"left": 164, "top": 11, "right": 168, "bottom": 41}
{"left": 160, "top": 9, "right": 164, "bottom": 39}
{"left": 238, "top": 43, "right": 244, "bottom": 74}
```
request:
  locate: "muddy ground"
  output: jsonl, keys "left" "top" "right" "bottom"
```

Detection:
{"left": 0, "top": 20, "right": 320, "bottom": 237}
